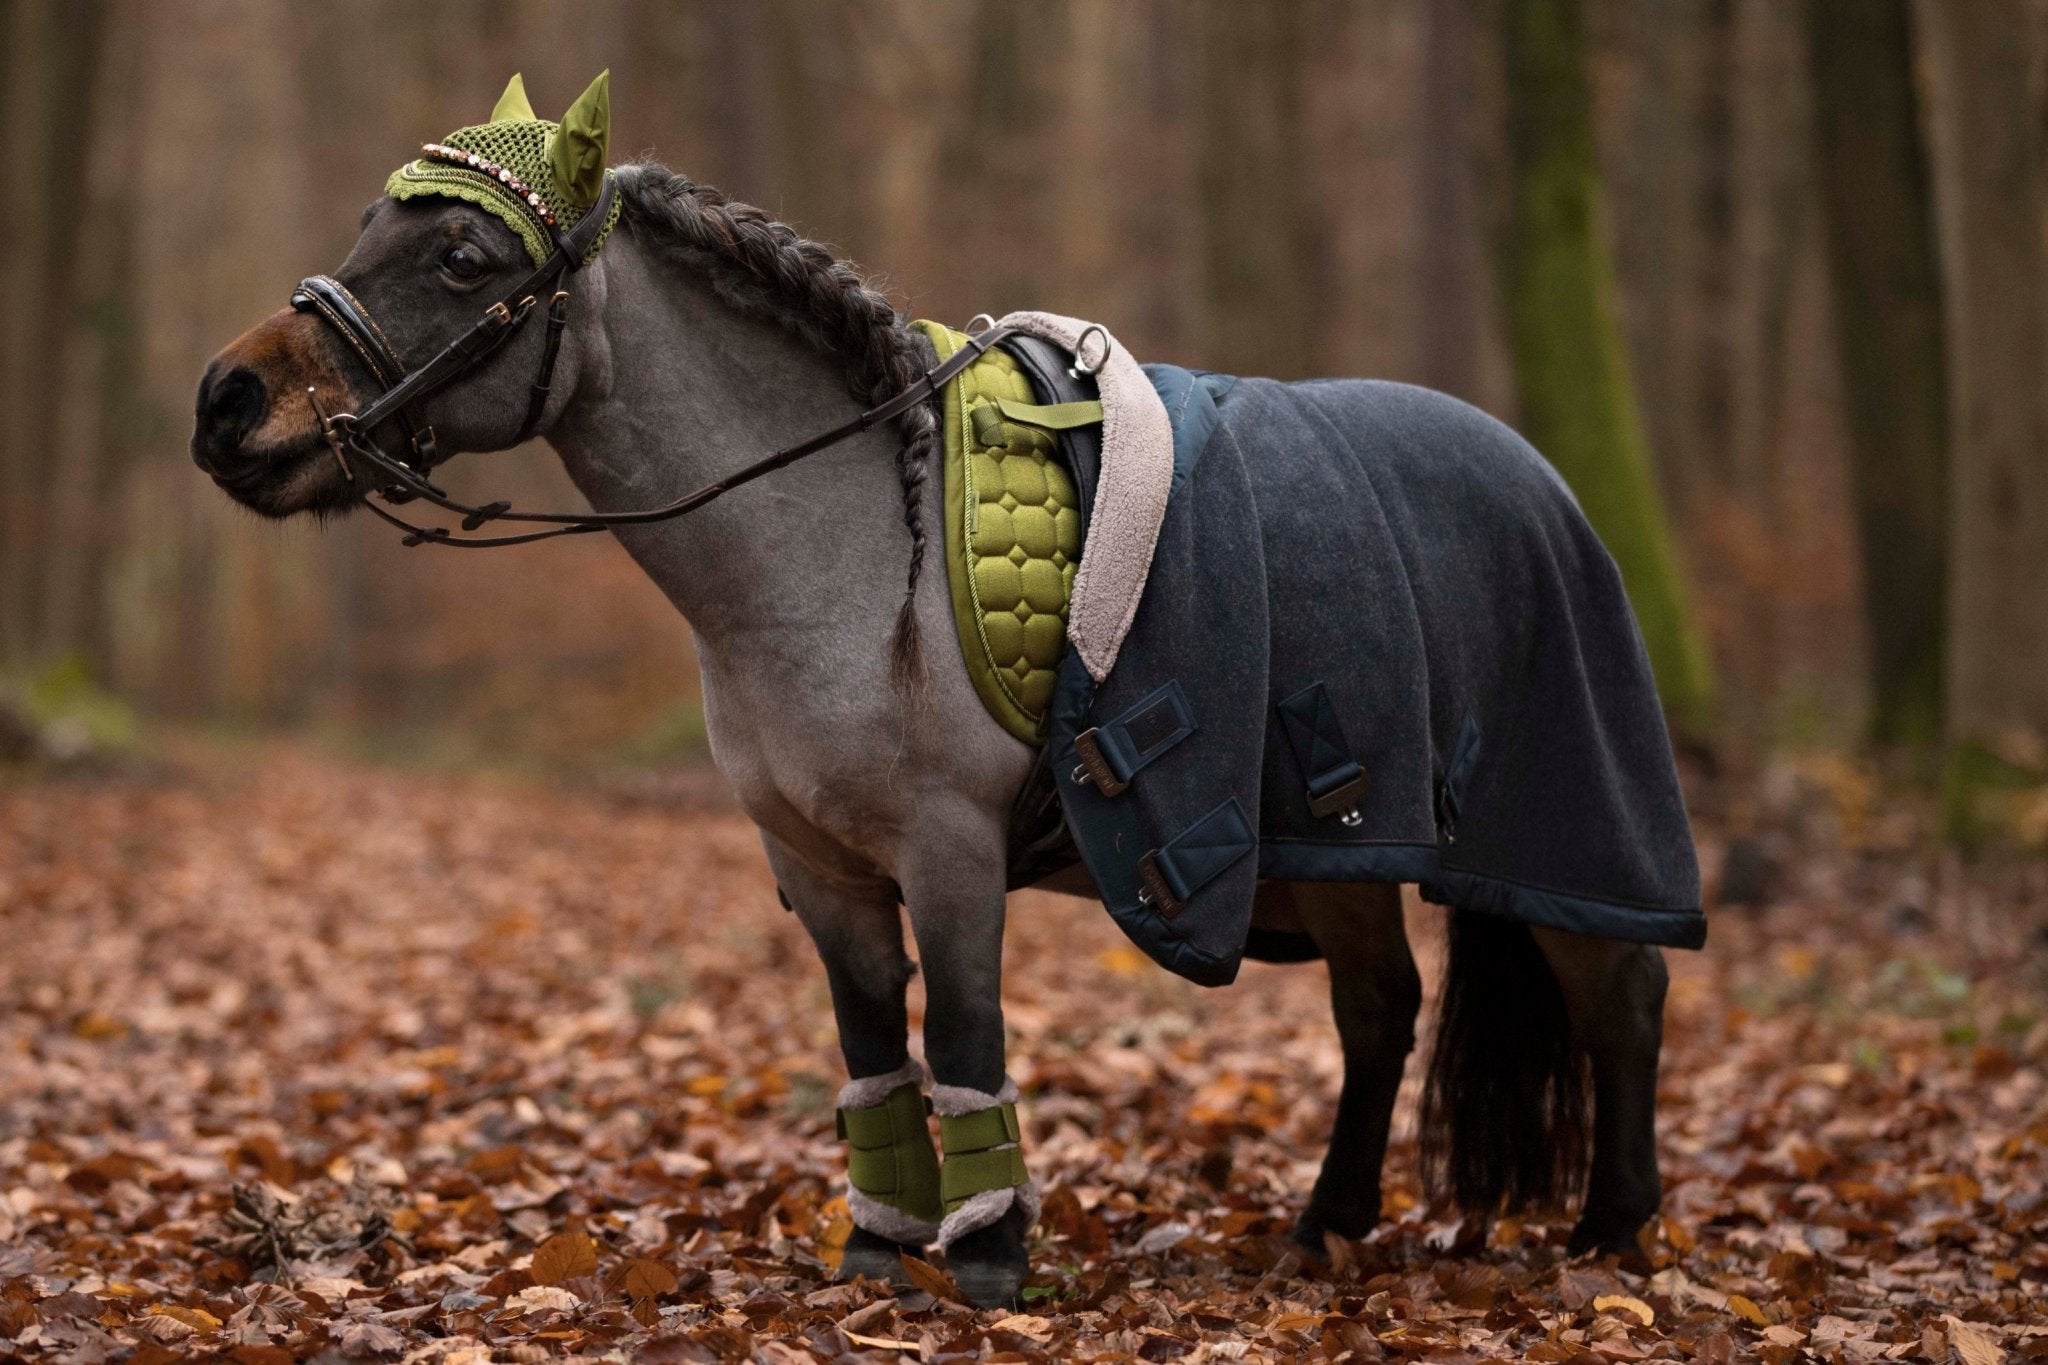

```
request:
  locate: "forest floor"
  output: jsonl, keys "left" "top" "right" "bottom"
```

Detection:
{"left": 2, "top": 742, "right": 2046, "bottom": 1363}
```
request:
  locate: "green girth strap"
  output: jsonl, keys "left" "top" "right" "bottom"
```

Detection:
{"left": 836, "top": 1081, "right": 941, "bottom": 1222}
{"left": 938, "top": 1101, "right": 1027, "bottom": 1211}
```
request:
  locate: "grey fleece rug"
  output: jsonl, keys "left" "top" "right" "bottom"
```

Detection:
{"left": 998, "top": 340, "right": 1704, "bottom": 986}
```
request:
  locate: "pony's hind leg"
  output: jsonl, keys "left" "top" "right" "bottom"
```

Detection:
{"left": 762, "top": 839, "right": 926, "bottom": 1285}
{"left": 1287, "top": 881, "right": 1422, "bottom": 1251}
{"left": 1529, "top": 926, "right": 1668, "bottom": 1256}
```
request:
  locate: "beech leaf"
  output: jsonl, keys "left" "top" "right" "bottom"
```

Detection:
{"left": 530, "top": 1231, "right": 599, "bottom": 1286}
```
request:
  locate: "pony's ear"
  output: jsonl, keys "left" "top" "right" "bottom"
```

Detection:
{"left": 490, "top": 72, "right": 536, "bottom": 123}
{"left": 550, "top": 69, "right": 610, "bottom": 207}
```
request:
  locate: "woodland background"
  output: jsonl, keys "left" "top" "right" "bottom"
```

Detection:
{"left": 6, "top": 4, "right": 2048, "bottom": 1359}
{"left": 3, "top": 0, "right": 2044, "bottom": 805}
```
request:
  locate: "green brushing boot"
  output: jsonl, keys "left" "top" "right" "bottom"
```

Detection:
{"left": 835, "top": 1062, "right": 940, "bottom": 1283}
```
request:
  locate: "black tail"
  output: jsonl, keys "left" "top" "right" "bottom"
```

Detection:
{"left": 1420, "top": 910, "right": 1591, "bottom": 1217}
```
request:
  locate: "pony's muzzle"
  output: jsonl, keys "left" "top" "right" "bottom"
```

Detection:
{"left": 191, "top": 362, "right": 269, "bottom": 475}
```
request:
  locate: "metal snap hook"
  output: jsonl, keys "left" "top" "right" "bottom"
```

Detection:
{"left": 1339, "top": 808, "right": 1364, "bottom": 828}
{"left": 965, "top": 312, "right": 997, "bottom": 335}
{"left": 1069, "top": 324, "right": 1110, "bottom": 378}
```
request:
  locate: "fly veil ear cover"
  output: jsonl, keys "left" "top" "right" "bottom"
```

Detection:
{"left": 385, "top": 70, "right": 621, "bottom": 267}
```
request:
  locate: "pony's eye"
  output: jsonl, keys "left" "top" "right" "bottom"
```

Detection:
{"left": 441, "top": 243, "right": 488, "bottom": 281}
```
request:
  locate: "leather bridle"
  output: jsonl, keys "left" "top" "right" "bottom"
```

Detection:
{"left": 290, "top": 167, "right": 1015, "bottom": 549}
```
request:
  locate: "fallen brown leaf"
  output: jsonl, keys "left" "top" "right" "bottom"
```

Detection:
{"left": 1594, "top": 1293, "right": 1656, "bottom": 1327}
{"left": 530, "top": 1231, "right": 599, "bottom": 1286}
{"left": 898, "top": 1252, "right": 962, "bottom": 1304}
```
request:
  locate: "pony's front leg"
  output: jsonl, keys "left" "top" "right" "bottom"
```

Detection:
{"left": 762, "top": 840, "right": 936, "bottom": 1283}
{"left": 900, "top": 820, "right": 1032, "bottom": 1309}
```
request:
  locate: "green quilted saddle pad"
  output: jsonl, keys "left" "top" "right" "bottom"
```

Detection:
{"left": 912, "top": 321, "right": 1083, "bottom": 743}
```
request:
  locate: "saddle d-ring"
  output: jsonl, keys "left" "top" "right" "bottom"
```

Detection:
{"left": 1069, "top": 324, "right": 1111, "bottom": 379}
{"left": 965, "top": 312, "right": 997, "bottom": 335}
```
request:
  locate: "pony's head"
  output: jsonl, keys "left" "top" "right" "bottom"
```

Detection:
{"left": 191, "top": 72, "right": 617, "bottom": 518}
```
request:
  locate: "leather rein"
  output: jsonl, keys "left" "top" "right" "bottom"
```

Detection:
{"left": 292, "top": 171, "right": 1015, "bottom": 548}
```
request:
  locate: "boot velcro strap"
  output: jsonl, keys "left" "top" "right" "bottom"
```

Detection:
{"left": 836, "top": 1081, "right": 940, "bottom": 1219}
{"left": 938, "top": 1103, "right": 1020, "bottom": 1154}
{"left": 938, "top": 1101, "right": 1026, "bottom": 1210}
{"left": 837, "top": 1084, "right": 932, "bottom": 1146}
{"left": 940, "top": 1146, "right": 1028, "bottom": 1209}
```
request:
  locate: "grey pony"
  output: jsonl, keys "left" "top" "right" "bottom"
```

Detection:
{"left": 193, "top": 160, "right": 1670, "bottom": 1308}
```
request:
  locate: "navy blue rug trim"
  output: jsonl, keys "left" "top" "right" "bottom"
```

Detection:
{"left": 1259, "top": 840, "right": 1708, "bottom": 950}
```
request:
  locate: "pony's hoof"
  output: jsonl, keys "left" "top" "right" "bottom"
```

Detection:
{"left": 1566, "top": 1211, "right": 1651, "bottom": 1259}
{"left": 942, "top": 1205, "right": 1031, "bottom": 1309}
{"left": 1291, "top": 1201, "right": 1373, "bottom": 1257}
{"left": 1290, "top": 1210, "right": 1331, "bottom": 1258}
{"left": 839, "top": 1226, "right": 924, "bottom": 1286}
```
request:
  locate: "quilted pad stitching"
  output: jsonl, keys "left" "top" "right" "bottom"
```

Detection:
{"left": 918, "top": 322, "right": 1080, "bottom": 742}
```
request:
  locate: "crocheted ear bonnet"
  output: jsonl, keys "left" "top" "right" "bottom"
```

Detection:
{"left": 385, "top": 71, "right": 623, "bottom": 266}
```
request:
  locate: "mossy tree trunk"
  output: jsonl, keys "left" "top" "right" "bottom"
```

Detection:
{"left": 1805, "top": 0, "right": 1948, "bottom": 753}
{"left": 1496, "top": 0, "right": 1715, "bottom": 736}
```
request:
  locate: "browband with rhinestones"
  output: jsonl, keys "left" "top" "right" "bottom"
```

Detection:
{"left": 418, "top": 142, "right": 559, "bottom": 227}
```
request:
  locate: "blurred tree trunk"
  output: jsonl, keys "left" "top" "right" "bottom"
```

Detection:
{"left": 1192, "top": 0, "right": 1317, "bottom": 378}
{"left": 942, "top": 0, "right": 1056, "bottom": 307}
{"left": 1496, "top": 0, "right": 1715, "bottom": 736}
{"left": 704, "top": 0, "right": 767, "bottom": 198}
{"left": 40, "top": 1, "right": 145, "bottom": 666}
{"left": 1415, "top": 0, "right": 1487, "bottom": 402}
{"left": 0, "top": 0, "right": 111, "bottom": 670}
{"left": 762, "top": 0, "right": 851, "bottom": 245}
{"left": 1917, "top": 2, "right": 2048, "bottom": 783}
{"left": 1805, "top": 0, "right": 1947, "bottom": 752}
{"left": 0, "top": 0, "right": 23, "bottom": 668}
{"left": 1692, "top": 0, "right": 1738, "bottom": 494}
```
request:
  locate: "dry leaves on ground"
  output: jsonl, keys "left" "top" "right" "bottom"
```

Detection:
{"left": 1, "top": 744, "right": 2045, "bottom": 1362}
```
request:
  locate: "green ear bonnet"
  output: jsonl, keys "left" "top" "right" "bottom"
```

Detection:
{"left": 385, "top": 71, "right": 622, "bottom": 267}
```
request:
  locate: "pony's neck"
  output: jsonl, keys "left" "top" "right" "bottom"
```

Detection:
{"left": 546, "top": 228, "right": 921, "bottom": 652}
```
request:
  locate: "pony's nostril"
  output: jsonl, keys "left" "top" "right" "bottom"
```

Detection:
{"left": 201, "top": 367, "right": 268, "bottom": 446}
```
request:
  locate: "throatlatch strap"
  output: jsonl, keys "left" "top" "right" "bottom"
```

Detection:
{"left": 938, "top": 1102, "right": 1027, "bottom": 1211}
{"left": 836, "top": 1081, "right": 941, "bottom": 1221}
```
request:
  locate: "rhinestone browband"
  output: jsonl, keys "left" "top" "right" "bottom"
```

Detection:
{"left": 418, "top": 142, "right": 558, "bottom": 227}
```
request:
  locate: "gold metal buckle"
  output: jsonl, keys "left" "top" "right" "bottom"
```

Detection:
{"left": 1069, "top": 728, "right": 1130, "bottom": 797}
{"left": 1136, "top": 852, "right": 1183, "bottom": 918}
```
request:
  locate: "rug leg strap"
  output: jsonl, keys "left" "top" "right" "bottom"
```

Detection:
{"left": 836, "top": 1063, "right": 941, "bottom": 1242}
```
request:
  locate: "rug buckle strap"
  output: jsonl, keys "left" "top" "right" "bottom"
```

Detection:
{"left": 1135, "top": 798, "right": 1258, "bottom": 921}
{"left": 1071, "top": 729, "right": 1129, "bottom": 797}
{"left": 1277, "top": 682, "right": 1370, "bottom": 826}
{"left": 1137, "top": 852, "right": 1182, "bottom": 917}
{"left": 1069, "top": 682, "right": 1196, "bottom": 799}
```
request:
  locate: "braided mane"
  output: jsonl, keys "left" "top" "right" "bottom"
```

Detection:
{"left": 612, "top": 163, "right": 934, "bottom": 688}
